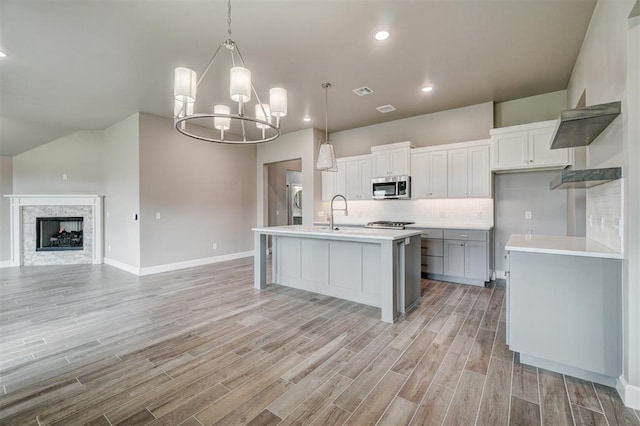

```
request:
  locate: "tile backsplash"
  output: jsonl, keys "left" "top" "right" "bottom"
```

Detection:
{"left": 586, "top": 179, "right": 623, "bottom": 253}
{"left": 327, "top": 198, "right": 494, "bottom": 227}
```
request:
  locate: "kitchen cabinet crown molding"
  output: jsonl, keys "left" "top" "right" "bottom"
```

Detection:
{"left": 370, "top": 141, "right": 416, "bottom": 152}
{"left": 489, "top": 119, "right": 558, "bottom": 135}
{"left": 411, "top": 138, "right": 490, "bottom": 154}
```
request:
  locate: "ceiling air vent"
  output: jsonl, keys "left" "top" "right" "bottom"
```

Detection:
{"left": 352, "top": 86, "right": 374, "bottom": 96}
{"left": 376, "top": 104, "right": 396, "bottom": 113}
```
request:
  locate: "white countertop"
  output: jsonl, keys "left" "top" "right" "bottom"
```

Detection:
{"left": 253, "top": 225, "right": 422, "bottom": 241}
{"left": 506, "top": 234, "right": 623, "bottom": 259}
{"left": 313, "top": 221, "right": 493, "bottom": 231}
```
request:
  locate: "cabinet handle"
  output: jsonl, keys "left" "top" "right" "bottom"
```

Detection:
{"left": 529, "top": 160, "right": 533, "bottom": 163}
{"left": 460, "top": 234, "right": 469, "bottom": 237}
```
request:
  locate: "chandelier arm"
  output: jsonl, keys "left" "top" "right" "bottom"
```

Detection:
{"left": 233, "top": 43, "right": 251, "bottom": 71}
{"left": 197, "top": 43, "right": 224, "bottom": 87}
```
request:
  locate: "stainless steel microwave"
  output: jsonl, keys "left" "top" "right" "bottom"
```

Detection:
{"left": 372, "top": 175, "right": 411, "bottom": 200}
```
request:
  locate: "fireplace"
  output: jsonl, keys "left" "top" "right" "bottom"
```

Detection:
{"left": 6, "top": 194, "right": 103, "bottom": 266}
{"left": 36, "top": 217, "right": 84, "bottom": 251}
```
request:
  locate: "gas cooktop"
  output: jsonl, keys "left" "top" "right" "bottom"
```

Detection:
{"left": 365, "top": 221, "right": 415, "bottom": 230}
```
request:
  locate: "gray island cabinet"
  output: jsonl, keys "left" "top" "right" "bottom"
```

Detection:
{"left": 506, "top": 234, "right": 623, "bottom": 386}
{"left": 253, "top": 225, "right": 422, "bottom": 323}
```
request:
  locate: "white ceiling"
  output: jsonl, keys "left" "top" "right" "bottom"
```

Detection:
{"left": 0, "top": 0, "right": 596, "bottom": 157}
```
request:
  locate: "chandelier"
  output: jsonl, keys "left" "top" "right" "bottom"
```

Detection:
{"left": 173, "top": 0, "right": 287, "bottom": 144}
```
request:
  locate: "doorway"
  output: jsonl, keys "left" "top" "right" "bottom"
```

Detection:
{"left": 265, "top": 158, "right": 302, "bottom": 248}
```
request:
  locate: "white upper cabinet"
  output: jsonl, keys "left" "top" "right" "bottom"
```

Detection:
{"left": 321, "top": 159, "right": 347, "bottom": 201}
{"left": 447, "top": 144, "right": 490, "bottom": 198}
{"left": 345, "top": 156, "right": 372, "bottom": 200}
{"left": 411, "top": 150, "right": 447, "bottom": 199}
{"left": 491, "top": 120, "right": 573, "bottom": 172}
{"left": 371, "top": 141, "right": 414, "bottom": 177}
{"left": 411, "top": 140, "right": 489, "bottom": 199}
{"left": 467, "top": 145, "right": 491, "bottom": 197}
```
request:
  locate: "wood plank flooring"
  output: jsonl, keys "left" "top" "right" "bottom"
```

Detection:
{"left": 1, "top": 259, "right": 639, "bottom": 425}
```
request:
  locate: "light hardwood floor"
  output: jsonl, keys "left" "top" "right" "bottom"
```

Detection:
{"left": 1, "top": 259, "right": 638, "bottom": 425}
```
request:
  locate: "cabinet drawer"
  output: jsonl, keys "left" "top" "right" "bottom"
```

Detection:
{"left": 419, "top": 229, "right": 444, "bottom": 239}
{"left": 421, "top": 256, "right": 443, "bottom": 274}
{"left": 443, "top": 229, "right": 487, "bottom": 241}
{"left": 420, "top": 239, "right": 444, "bottom": 256}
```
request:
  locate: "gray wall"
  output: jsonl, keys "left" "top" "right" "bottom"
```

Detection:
{"left": 267, "top": 159, "right": 301, "bottom": 227}
{"left": 103, "top": 113, "right": 140, "bottom": 268}
{"left": 331, "top": 102, "right": 493, "bottom": 158}
{"left": 0, "top": 156, "right": 13, "bottom": 262}
{"left": 495, "top": 171, "right": 568, "bottom": 273}
{"left": 494, "top": 90, "right": 567, "bottom": 128}
{"left": 12, "top": 130, "right": 104, "bottom": 194}
{"left": 568, "top": 0, "right": 639, "bottom": 392}
{"left": 138, "top": 113, "right": 257, "bottom": 268}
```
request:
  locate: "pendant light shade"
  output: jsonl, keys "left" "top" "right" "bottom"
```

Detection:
{"left": 255, "top": 104, "right": 271, "bottom": 129}
{"left": 316, "top": 82, "right": 338, "bottom": 171}
{"left": 317, "top": 143, "right": 337, "bottom": 171}
{"left": 230, "top": 66, "right": 251, "bottom": 103}
{"left": 214, "top": 105, "right": 231, "bottom": 130}
{"left": 174, "top": 67, "right": 197, "bottom": 102}
{"left": 269, "top": 88, "right": 287, "bottom": 117}
{"left": 174, "top": 99, "right": 194, "bottom": 117}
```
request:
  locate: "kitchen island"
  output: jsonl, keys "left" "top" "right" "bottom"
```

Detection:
{"left": 253, "top": 225, "right": 422, "bottom": 323}
{"left": 506, "top": 234, "right": 623, "bottom": 386}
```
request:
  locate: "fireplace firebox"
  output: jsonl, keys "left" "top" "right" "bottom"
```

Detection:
{"left": 36, "top": 217, "right": 84, "bottom": 251}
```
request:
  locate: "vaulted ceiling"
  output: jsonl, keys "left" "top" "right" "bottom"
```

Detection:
{"left": 0, "top": 0, "right": 596, "bottom": 156}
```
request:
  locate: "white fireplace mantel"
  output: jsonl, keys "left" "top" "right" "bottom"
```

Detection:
{"left": 4, "top": 194, "right": 104, "bottom": 266}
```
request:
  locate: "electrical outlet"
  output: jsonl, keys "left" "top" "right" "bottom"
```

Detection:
{"left": 525, "top": 211, "right": 532, "bottom": 220}
{"left": 588, "top": 214, "right": 593, "bottom": 228}
{"left": 600, "top": 216, "right": 605, "bottom": 231}
{"left": 212, "top": 243, "right": 217, "bottom": 250}
{"left": 155, "top": 212, "right": 161, "bottom": 219}
{"left": 62, "top": 174, "right": 68, "bottom": 181}
{"left": 475, "top": 212, "right": 483, "bottom": 220}
{"left": 276, "top": 210, "right": 279, "bottom": 216}
{"left": 108, "top": 245, "right": 111, "bottom": 252}
{"left": 106, "top": 212, "right": 110, "bottom": 219}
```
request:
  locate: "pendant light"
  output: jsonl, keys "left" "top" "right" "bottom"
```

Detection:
{"left": 316, "top": 82, "right": 338, "bottom": 171}
{"left": 172, "top": 0, "right": 287, "bottom": 144}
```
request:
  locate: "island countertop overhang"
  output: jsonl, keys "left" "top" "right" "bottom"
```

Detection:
{"left": 252, "top": 225, "right": 422, "bottom": 242}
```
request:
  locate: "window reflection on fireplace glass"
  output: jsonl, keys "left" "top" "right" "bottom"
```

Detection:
{"left": 35, "top": 217, "right": 84, "bottom": 251}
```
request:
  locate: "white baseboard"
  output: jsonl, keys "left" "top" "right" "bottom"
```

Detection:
{"left": 0, "top": 260, "right": 16, "bottom": 268}
{"left": 103, "top": 257, "right": 140, "bottom": 275}
{"left": 138, "top": 251, "right": 254, "bottom": 276}
{"left": 105, "top": 251, "right": 255, "bottom": 276}
{"left": 617, "top": 375, "right": 640, "bottom": 410}
{"left": 494, "top": 270, "right": 507, "bottom": 279}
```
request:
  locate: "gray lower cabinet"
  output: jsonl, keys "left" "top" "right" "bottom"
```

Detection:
{"left": 507, "top": 250, "right": 621, "bottom": 385}
{"left": 421, "top": 228, "right": 491, "bottom": 286}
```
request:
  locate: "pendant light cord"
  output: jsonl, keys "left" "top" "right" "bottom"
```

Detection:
{"left": 323, "top": 82, "right": 331, "bottom": 144}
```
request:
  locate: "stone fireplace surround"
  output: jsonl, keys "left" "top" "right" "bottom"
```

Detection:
{"left": 5, "top": 195, "right": 104, "bottom": 266}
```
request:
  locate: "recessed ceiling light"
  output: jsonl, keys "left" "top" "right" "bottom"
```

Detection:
{"left": 0, "top": 51, "right": 6, "bottom": 58}
{"left": 374, "top": 30, "right": 390, "bottom": 41}
{"left": 421, "top": 85, "right": 434, "bottom": 93}
{"left": 303, "top": 116, "right": 311, "bottom": 122}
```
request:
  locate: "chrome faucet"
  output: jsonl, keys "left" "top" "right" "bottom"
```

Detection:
{"left": 329, "top": 194, "right": 348, "bottom": 230}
